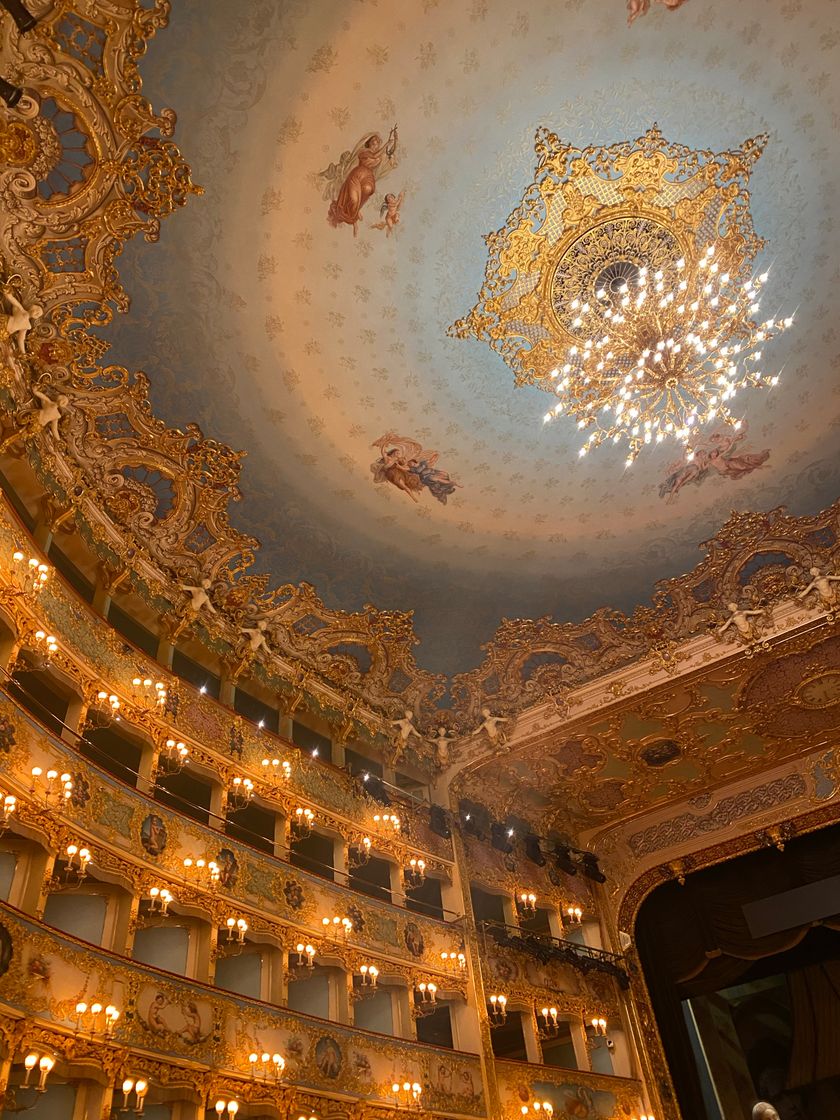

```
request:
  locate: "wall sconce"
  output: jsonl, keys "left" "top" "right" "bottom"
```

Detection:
{"left": 248, "top": 1051, "right": 285, "bottom": 1083}
{"left": 291, "top": 806, "right": 314, "bottom": 838}
{"left": 565, "top": 905, "right": 583, "bottom": 925}
{"left": 261, "top": 756, "right": 292, "bottom": 783}
{"left": 22, "top": 1052, "right": 54, "bottom": 1092}
{"left": 74, "top": 999, "right": 119, "bottom": 1036}
{"left": 11, "top": 551, "right": 50, "bottom": 595}
{"left": 61, "top": 843, "right": 92, "bottom": 884}
{"left": 120, "top": 1077, "right": 149, "bottom": 1114}
{"left": 292, "top": 942, "right": 316, "bottom": 971}
{"left": 538, "top": 1006, "right": 559, "bottom": 1038}
{"left": 321, "top": 915, "right": 352, "bottom": 941}
{"left": 440, "top": 951, "right": 466, "bottom": 972}
{"left": 131, "top": 677, "right": 167, "bottom": 711}
{"left": 224, "top": 916, "right": 249, "bottom": 945}
{"left": 391, "top": 1081, "right": 422, "bottom": 1108}
{"left": 517, "top": 891, "right": 537, "bottom": 916}
{"left": 359, "top": 964, "right": 379, "bottom": 988}
{"left": 521, "top": 1102, "right": 553, "bottom": 1119}
{"left": 489, "top": 994, "right": 507, "bottom": 1025}
{"left": 227, "top": 776, "right": 254, "bottom": 812}
{"left": 147, "top": 886, "right": 173, "bottom": 916}
{"left": 414, "top": 981, "right": 437, "bottom": 1010}
{"left": 349, "top": 836, "right": 372, "bottom": 868}
{"left": 90, "top": 690, "right": 121, "bottom": 727}
{"left": 404, "top": 858, "right": 426, "bottom": 888}
{"left": 0, "top": 793, "right": 15, "bottom": 833}
{"left": 373, "top": 812, "right": 401, "bottom": 832}
{"left": 156, "top": 738, "right": 188, "bottom": 779}
{"left": 182, "top": 856, "right": 220, "bottom": 889}
{"left": 30, "top": 766, "right": 73, "bottom": 803}
{"left": 30, "top": 630, "right": 57, "bottom": 668}
{"left": 590, "top": 1016, "right": 608, "bottom": 1036}
{"left": 214, "top": 1101, "right": 239, "bottom": 1118}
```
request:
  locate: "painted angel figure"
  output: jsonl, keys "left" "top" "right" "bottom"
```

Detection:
{"left": 371, "top": 432, "right": 461, "bottom": 505}
{"left": 798, "top": 566, "right": 840, "bottom": 607}
{"left": 627, "top": 0, "right": 690, "bottom": 25}
{"left": 181, "top": 578, "right": 216, "bottom": 614}
{"left": 319, "top": 125, "right": 399, "bottom": 236}
{"left": 372, "top": 191, "right": 405, "bottom": 236}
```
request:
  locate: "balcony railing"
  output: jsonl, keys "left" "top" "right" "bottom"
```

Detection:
{"left": 479, "top": 920, "right": 628, "bottom": 988}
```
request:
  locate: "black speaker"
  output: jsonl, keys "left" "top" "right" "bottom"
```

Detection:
{"left": 580, "top": 852, "right": 606, "bottom": 883}
{"left": 554, "top": 843, "right": 577, "bottom": 876}
{"left": 429, "top": 803, "right": 451, "bottom": 839}
{"left": 491, "top": 822, "right": 514, "bottom": 854}
{"left": 524, "top": 833, "right": 546, "bottom": 866}
{"left": 459, "top": 800, "right": 490, "bottom": 841}
{"left": 360, "top": 773, "right": 390, "bottom": 805}
{"left": 0, "top": 76, "right": 23, "bottom": 107}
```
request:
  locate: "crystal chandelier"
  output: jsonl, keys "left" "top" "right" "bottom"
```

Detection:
{"left": 544, "top": 244, "right": 793, "bottom": 463}
{"left": 452, "top": 125, "right": 787, "bottom": 467}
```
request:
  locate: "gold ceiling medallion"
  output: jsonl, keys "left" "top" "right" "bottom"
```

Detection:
{"left": 451, "top": 126, "right": 792, "bottom": 463}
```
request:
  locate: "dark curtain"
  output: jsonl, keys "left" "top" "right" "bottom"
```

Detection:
{"left": 635, "top": 823, "right": 840, "bottom": 1120}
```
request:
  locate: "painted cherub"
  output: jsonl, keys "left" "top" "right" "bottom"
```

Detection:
{"left": 717, "top": 601, "right": 763, "bottom": 642}
{"left": 798, "top": 566, "right": 840, "bottom": 608}
{"left": 0, "top": 387, "right": 69, "bottom": 453}
{"left": 180, "top": 578, "right": 216, "bottom": 614}
{"left": 3, "top": 287, "right": 42, "bottom": 354}
{"left": 372, "top": 190, "right": 405, "bottom": 237}
{"left": 627, "top": 0, "right": 689, "bottom": 25}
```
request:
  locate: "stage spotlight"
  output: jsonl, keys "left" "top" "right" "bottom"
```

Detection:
{"left": 554, "top": 843, "right": 577, "bottom": 876}
{"left": 491, "top": 822, "right": 514, "bottom": 854}
{"left": 1, "top": 1, "right": 37, "bottom": 33}
{"left": 524, "top": 833, "right": 546, "bottom": 866}
{"left": 459, "top": 800, "right": 490, "bottom": 841}
{"left": 581, "top": 852, "right": 606, "bottom": 883}
{"left": 0, "top": 76, "right": 23, "bottom": 107}
{"left": 429, "top": 804, "right": 451, "bottom": 839}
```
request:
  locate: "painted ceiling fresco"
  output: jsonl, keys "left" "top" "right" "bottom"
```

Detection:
{"left": 104, "top": 0, "right": 840, "bottom": 674}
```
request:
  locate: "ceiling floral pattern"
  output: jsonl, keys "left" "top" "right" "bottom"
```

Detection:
{"left": 103, "top": 0, "right": 839, "bottom": 675}
{"left": 1, "top": 0, "right": 839, "bottom": 737}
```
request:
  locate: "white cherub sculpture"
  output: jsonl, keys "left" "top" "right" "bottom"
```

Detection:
{"left": 478, "top": 707, "right": 509, "bottom": 745}
{"left": 429, "top": 726, "right": 456, "bottom": 768}
{"left": 717, "top": 601, "right": 764, "bottom": 642}
{"left": 752, "top": 1104, "right": 780, "bottom": 1120}
{"left": 242, "top": 619, "right": 269, "bottom": 653}
{"left": 0, "top": 387, "right": 69, "bottom": 454}
{"left": 181, "top": 578, "right": 216, "bottom": 614}
{"left": 390, "top": 709, "right": 422, "bottom": 763}
{"left": 798, "top": 566, "right": 840, "bottom": 608}
{"left": 4, "top": 287, "right": 43, "bottom": 354}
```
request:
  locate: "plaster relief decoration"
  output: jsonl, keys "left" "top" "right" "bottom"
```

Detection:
{"left": 451, "top": 125, "right": 790, "bottom": 465}
{"left": 370, "top": 433, "right": 461, "bottom": 505}
{"left": 319, "top": 127, "right": 400, "bottom": 236}
{"left": 658, "top": 425, "right": 770, "bottom": 502}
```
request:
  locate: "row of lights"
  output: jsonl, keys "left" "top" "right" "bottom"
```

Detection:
{"left": 12, "top": 551, "right": 50, "bottom": 594}
{"left": 29, "top": 765, "right": 73, "bottom": 802}
{"left": 73, "top": 999, "right": 120, "bottom": 1036}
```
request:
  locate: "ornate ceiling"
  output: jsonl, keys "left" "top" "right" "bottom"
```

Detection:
{"left": 101, "top": 0, "right": 840, "bottom": 675}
